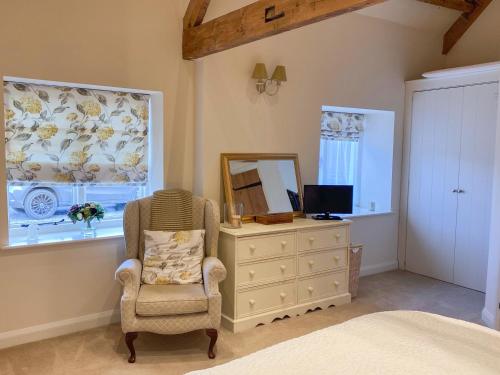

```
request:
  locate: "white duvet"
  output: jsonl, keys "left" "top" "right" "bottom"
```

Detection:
{"left": 186, "top": 311, "right": 500, "bottom": 375}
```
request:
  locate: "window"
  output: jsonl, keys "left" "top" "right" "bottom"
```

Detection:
{"left": 318, "top": 106, "right": 395, "bottom": 215}
{"left": 3, "top": 78, "right": 163, "bottom": 246}
{"left": 318, "top": 111, "right": 364, "bottom": 207}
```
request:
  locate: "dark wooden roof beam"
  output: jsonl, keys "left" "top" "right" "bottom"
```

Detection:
{"left": 183, "top": 0, "right": 387, "bottom": 60}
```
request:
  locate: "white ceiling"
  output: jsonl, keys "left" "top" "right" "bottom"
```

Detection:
{"left": 205, "top": 0, "right": 460, "bottom": 35}
{"left": 357, "top": 0, "right": 459, "bottom": 34}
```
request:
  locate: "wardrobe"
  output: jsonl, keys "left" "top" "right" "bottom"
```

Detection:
{"left": 402, "top": 71, "right": 499, "bottom": 293}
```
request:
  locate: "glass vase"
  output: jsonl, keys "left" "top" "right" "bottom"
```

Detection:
{"left": 223, "top": 202, "right": 243, "bottom": 229}
{"left": 81, "top": 220, "right": 96, "bottom": 238}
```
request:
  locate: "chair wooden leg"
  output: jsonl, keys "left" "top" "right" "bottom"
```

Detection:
{"left": 125, "top": 332, "right": 138, "bottom": 363}
{"left": 206, "top": 329, "right": 218, "bottom": 359}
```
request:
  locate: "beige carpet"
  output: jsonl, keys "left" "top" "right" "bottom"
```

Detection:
{"left": 0, "top": 271, "right": 485, "bottom": 375}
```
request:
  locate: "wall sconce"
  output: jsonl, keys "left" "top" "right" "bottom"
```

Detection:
{"left": 251, "top": 63, "right": 287, "bottom": 96}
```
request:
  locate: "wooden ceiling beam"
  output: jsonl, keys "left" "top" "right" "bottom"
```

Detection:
{"left": 183, "top": 0, "right": 386, "bottom": 60}
{"left": 416, "top": 0, "right": 474, "bottom": 13}
{"left": 184, "top": 0, "right": 211, "bottom": 29}
{"left": 443, "top": 0, "right": 492, "bottom": 54}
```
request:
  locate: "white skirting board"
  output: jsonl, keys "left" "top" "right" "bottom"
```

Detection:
{"left": 482, "top": 307, "right": 496, "bottom": 329}
{"left": 0, "top": 263, "right": 398, "bottom": 350}
{"left": 0, "top": 309, "right": 120, "bottom": 350}
{"left": 360, "top": 260, "right": 398, "bottom": 277}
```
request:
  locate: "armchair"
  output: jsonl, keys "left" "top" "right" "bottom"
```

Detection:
{"left": 115, "top": 194, "right": 227, "bottom": 362}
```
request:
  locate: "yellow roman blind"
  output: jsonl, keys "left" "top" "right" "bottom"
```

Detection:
{"left": 3, "top": 81, "right": 150, "bottom": 184}
{"left": 321, "top": 111, "right": 365, "bottom": 142}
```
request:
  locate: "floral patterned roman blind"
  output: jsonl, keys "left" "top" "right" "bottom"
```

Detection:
{"left": 321, "top": 111, "right": 365, "bottom": 142}
{"left": 3, "top": 81, "right": 149, "bottom": 184}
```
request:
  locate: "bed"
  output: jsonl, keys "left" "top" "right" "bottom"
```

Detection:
{"left": 186, "top": 311, "right": 500, "bottom": 375}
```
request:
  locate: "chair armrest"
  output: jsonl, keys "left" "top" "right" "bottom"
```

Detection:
{"left": 202, "top": 257, "right": 227, "bottom": 296}
{"left": 115, "top": 258, "right": 142, "bottom": 299}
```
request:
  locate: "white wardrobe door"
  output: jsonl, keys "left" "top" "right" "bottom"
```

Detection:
{"left": 454, "top": 83, "right": 498, "bottom": 292}
{"left": 406, "top": 87, "right": 463, "bottom": 283}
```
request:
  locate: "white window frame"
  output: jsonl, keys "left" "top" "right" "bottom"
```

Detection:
{"left": 2, "top": 76, "right": 164, "bottom": 248}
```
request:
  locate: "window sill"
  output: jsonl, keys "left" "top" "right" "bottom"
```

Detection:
{"left": 339, "top": 208, "right": 394, "bottom": 219}
{"left": 3, "top": 226, "right": 124, "bottom": 250}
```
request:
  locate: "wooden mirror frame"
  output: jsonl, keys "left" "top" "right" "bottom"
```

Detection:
{"left": 221, "top": 153, "right": 304, "bottom": 223}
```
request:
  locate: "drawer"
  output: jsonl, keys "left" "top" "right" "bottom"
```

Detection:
{"left": 237, "top": 282, "right": 296, "bottom": 318}
{"left": 298, "top": 226, "right": 348, "bottom": 251}
{"left": 237, "top": 233, "right": 295, "bottom": 262}
{"left": 237, "top": 257, "right": 296, "bottom": 287}
{"left": 298, "top": 271, "right": 348, "bottom": 303}
{"left": 298, "top": 248, "right": 347, "bottom": 275}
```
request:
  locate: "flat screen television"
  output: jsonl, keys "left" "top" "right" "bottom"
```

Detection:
{"left": 303, "top": 185, "right": 353, "bottom": 220}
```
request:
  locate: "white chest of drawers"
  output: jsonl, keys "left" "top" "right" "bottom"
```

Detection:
{"left": 218, "top": 218, "right": 351, "bottom": 332}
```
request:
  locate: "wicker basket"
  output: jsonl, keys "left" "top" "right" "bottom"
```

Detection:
{"left": 349, "top": 244, "right": 363, "bottom": 298}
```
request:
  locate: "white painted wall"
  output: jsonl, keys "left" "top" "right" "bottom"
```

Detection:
{"left": 485, "top": 71, "right": 500, "bottom": 329}
{"left": 277, "top": 160, "right": 299, "bottom": 193}
{"left": 258, "top": 160, "right": 296, "bottom": 213}
{"left": 194, "top": 8, "right": 445, "bottom": 289}
{"left": 0, "top": 238, "right": 124, "bottom": 347}
{"left": 229, "top": 160, "right": 297, "bottom": 213}
{"left": 0, "top": 0, "right": 193, "bottom": 348}
{"left": 444, "top": 0, "right": 500, "bottom": 68}
{"left": 351, "top": 213, "right": 399, "bottom": 276}
{"left": 228, "top": 160, "right": 258, "bottom": 174}
{"left": 0, "top": 0, "right": 449, "bottom": 349}
{"left": 358, "top": 112, "right": 395, "bottom": 212}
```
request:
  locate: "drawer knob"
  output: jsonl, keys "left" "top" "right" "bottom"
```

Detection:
{"left": 309, "top": 237, "right": 315, "bottom": 243}
{"left": 308, "top": 286, "right": 314, "bottom": 293}
{"left": 280, "top": 292, "right": 287, "bottom": 299}
{"left": 281, "top": 241, "right": 287, "bottom": 247}
{"left": 249, "top": 299, "right": 256, "bottom": 306}
{"left": 249, "top": 245, "right": 256, "bottom": 252}
{"left": 334, "top": 281, "right": 340, "bottom": 287}
{"left": 280, "top": 265, "right": 286, "bottom": 272}
{"left": 249, "top": 270, "right": 255, "bottom": 277}
{"left": 308, "top": 260, "right": 315, "bottom": 267}
{"left": 334, "top": 256, "right": 340, "bottom": 262}
{"left": 335, "top": 233, "right": 341, "bottom": 240}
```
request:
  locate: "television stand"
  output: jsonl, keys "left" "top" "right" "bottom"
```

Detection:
{"left": 312, "top": 213, "right": 343, "bottom": 221}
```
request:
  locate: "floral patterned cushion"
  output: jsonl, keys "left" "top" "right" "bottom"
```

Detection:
{"left": 141, "top": 230, "right": 205, "bottom": 285}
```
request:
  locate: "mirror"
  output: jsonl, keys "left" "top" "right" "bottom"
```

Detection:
{"left": 221, "top": 153, "right": 303, "bottom": 221}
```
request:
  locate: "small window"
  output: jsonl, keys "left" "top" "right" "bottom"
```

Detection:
{"left": 318, "top": 111, "right": 364, "bottom": 207}
{"left": 3, "top": 79, "right": 162, "bottom": 245}
{"left": 318, "top": 107, "right": 395, "bottom": 215}
{"left": 318, "top": 137, "right": 361, "bottom": 186}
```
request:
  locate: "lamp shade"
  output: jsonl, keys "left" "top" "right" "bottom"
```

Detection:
{"left": 271, "top": 65, "right": 287, "bottom": 82}
{"left": 252, "top": 63, "right": 268, "bottom": 80}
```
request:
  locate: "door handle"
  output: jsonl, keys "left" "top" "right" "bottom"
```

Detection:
{"left": 452, "top": 189, "right": 458, "bottom": 193}
{"left": 457, "top": 189, "right": 465, "bottom": 193}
